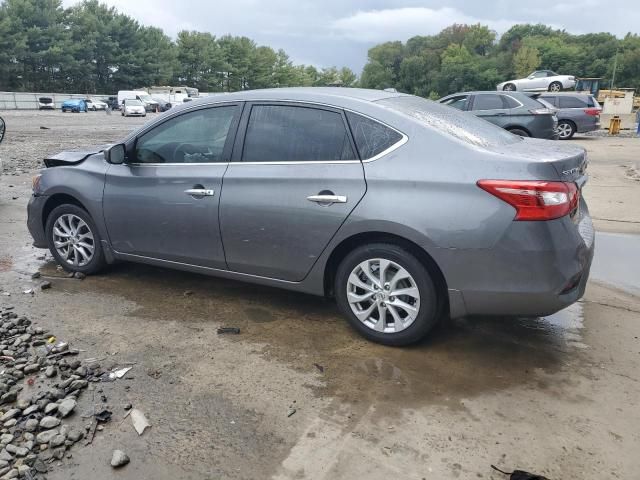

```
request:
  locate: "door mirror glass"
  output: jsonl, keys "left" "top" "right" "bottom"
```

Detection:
{"left": 105, "top": 143, "right": 126, "bottom": 164}
{"left": 0, "top": 116, "right": 5, "bottom": 144}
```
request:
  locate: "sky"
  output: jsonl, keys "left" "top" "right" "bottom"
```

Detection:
{"left": 62, "top": 0, "right": 638, "bottom": 73}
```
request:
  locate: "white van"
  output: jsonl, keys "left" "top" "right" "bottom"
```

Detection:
{"left": 117, "top": 90, "right": 159, "bottom": 112}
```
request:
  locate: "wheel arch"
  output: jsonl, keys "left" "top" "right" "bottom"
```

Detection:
{"left": 323, "top": 231, "right": 449, "bottom": 314}
{"left": 42, "top": 193, "right": 89, "bottom": 230}
{"left": 505, "top": 125, "right": 531, "bottom": 136}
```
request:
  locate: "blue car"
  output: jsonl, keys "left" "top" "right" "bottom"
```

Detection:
{"left": 61, "top": 99, "right": 87, "bottom": 113}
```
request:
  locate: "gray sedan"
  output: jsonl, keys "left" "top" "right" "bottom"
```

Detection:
{"left": 539, "top": 93, "right": 601, "bottom": 139}
{"left": 27, "top": 88, "right": 594, "bottom": 345}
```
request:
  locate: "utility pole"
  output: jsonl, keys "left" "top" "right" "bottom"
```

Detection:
{"left": 610, "top": 47, "right": 619, "bottom": 91}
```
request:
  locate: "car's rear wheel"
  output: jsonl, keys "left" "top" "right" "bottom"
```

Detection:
{"left": 508, "top": 128, "right": 530, "bottom": 137}
{"left": 548, "top": 81, "right": 562, "bottom": 92}
{"left": 45, "top": 204, "right": 106, "bottom": 275}
{"left": 335, "top": 243, "right": 440, "bottom": 346}
{"left": 557, "top": 120, "right": 576, "bottom": 140}
{"left": 503, "top": 83, "right": 516, "bottom": 91}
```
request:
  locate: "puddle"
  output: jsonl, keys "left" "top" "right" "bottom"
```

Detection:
{"left": 591, "top": 232, "right": 640, "bottom": 295}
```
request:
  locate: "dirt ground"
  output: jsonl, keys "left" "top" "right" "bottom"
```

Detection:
{"left": 0, "top": 110, "right": 639, "bottom": 479}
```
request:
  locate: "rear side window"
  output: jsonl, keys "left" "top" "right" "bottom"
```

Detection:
{"left": 471, "top": 94, "right": 505, "bottom": 111}
{"left": 242, "top": 105, "right": 355, "bottom": 162}
{"left": 539, "top": 96, "right": 557, "bottom": 107}
{"left": 346, "top": 112, "right": 403, "bottom": 160}
{"left": 558, "top": 96, "right": 588, "bottom": 108}
{"left": 440, "top": 95, "right": 469, "bottom": 110}
{"left": 502, "top": 95, "right": 521, "bottom": 108}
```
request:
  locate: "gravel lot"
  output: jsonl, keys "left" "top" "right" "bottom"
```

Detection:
{"left": 0, "top": 110, "right": 639, "bottom": 479}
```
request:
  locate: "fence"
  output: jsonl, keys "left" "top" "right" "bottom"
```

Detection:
{"left": 0, "top": 91, "right": 111, "bottom": 110}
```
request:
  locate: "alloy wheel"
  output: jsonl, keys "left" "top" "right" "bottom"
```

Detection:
{"left": 549, "top": 82, "right": 562, "bottom": 92}
{"left": 557, "top": 122, "right": 573, "bottom": 139}
{"left": 52, "top": 214, "right": 95, "bottom": 267}
{"left": 346, "top": 258, "right": 421, "bottom": 333}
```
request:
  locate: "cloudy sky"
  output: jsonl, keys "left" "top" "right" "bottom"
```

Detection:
{"left": 62, "top": 0, "right": 637, "bottom": 72}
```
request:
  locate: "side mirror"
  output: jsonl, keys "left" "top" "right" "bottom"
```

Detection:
{"left": 0, "top": 116, "right": 5, "bottom": 145}
{"left": 104, "top": 143, "right": 126, "bottom": 164}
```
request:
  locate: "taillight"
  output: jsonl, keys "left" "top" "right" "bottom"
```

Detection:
{"left": 477, "top": 180, "right": 579, "bottom": 221}
{"left": 584, "top": 108, "right": 600, "bottom": 116}
{"left": 529, "top": 108, "right": 554, "bottom": 115}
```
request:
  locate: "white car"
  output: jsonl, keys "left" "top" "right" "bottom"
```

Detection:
{"left": 85, "top": 98, "right": 108, "bottom": 111}
{"left": 121, "top": 99, "right": 146, "bottom": 117}
{"left": 497, "top": 70, "right": 576, "bottom": 92}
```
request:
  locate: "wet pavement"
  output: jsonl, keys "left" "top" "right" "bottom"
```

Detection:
{"left": 591, "top": 232, "right": 640, "bottom": 295}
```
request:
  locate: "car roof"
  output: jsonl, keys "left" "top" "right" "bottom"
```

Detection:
{"left": 172, "top": 87, "right": 410, "bottom": 110}
{"left": 539, "top": 92, "right": 593, "bottom": 97}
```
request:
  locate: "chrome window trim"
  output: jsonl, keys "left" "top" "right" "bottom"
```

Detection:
{"left": 126, "top": 98, "right": 408, "bottom": 166}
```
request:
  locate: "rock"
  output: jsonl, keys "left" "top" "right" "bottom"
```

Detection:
{"left": 75, "top": 366, "right": 87, "bottom": 377}
{"left": 30, "top": 272, "right": 41, "bottom": 280}
{"left": 52, "top": 448, "right": 65, "bottom": 460}
{"left": 40, "top": 281, "right": 51, "bottom": 291}
{"left": 23, "top": 364, "right": 39, "bottom": 374}
{"left": 0, "top": 450, "right": 11, "bottom": 462}
{"left": 36, "top": 430, "right": 58, "bottom": 444}
{"left": 0, "top": 410, "right": 19, "bottom": 423}
{"left": 33, "top": 458, "right": 47, "bottom": 473}
{"left": 0, "top": 468, "right": 17, "bottom": 479}
{"left": 49, "top": 435, "right": 65, "bottom": 448}
{"left": 23, "top": 433, "right": 34, "bottom": 442}
{"left": 0, "top": 436, "right": 12, "bottom": 445}
{"left": 22, "top": 405, "right": 38, "bottom": 416}
{"left": 66, "top": 429, "right": 83, "bottom": 443}
{"left": 44, "top": 403, "right": 57, "bottom": 415}
{"left": 2, "top": 421, "right": 16, "bottom": 429}
{"left": 24, "top": 419, "right": 38, "bottom": 432}
{"left": 44, "top": 366, "right": 56, "bottom": 378}
{"left": 0, "top": 468, "right": 9, "bottom": 478}
{"left": 16, "top": 466, "right": 30, "bottom": 476}
{"left": 23, "top": 441, "right": 33, "bottom": 452}
{"left": 110, "top": 450, "right": 130, "bottom": 468}
{"left": 5, "top": 445, "right": 27, "bottom": 457}
{"left": 59, "top": 424, "right": 69, "bottom": 438}
{"left": 39, "top": 416, "right": 60, "bottom": 429}
{"left": 0, "top": 392, "right": 17, "bottom": 404}
{"left": 16, "top": 398, "right": 30, "bottom": 410}
{"left": 68, "top": 380, "right": 87, "bottom": 392}
{"left": 57, "top": 398, "right": 76, "bottom": 418}
{"left": 73, "top": 272, "right": 86, "bottom": 280}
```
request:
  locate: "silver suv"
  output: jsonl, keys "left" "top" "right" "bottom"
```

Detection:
{"left": 27, "top": 88, "right": 594, "bottom": 345}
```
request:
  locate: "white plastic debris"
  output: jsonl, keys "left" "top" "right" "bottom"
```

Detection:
{"left": 108, "top": 367, "right": 132, "bottom": 380}
{"left": 130, "top": 409, "right": 150, "bottom": 435}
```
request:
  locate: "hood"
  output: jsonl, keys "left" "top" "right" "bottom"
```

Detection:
{"left": 43, "top": 144, "right": 112, "bottom": 167}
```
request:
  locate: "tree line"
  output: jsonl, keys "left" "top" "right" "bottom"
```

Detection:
{"left": 0, "top": 0, "right": 357, "bottom": 93}
{"left": 1, "top": 0, "right": 639, "bottom": 97}
{"left": 360, "top": 23, "right": 640, "bottom": 98}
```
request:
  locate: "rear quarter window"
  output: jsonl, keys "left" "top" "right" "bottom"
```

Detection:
{"left": 346, "top": 112, "right": 403, "bottom": 159}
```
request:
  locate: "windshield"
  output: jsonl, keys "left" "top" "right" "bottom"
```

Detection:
{"left": 378, "top": 95, "right": 520, "bottom": 148}
{"left": 138, "top": 94, "right": 153, "bottom": 102}
{"left": 127, "top": 99, "right": 143, "bottom": 106}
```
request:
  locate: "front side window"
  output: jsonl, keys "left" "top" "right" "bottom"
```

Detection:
{"left": 346, "top": 112, "right": 402, "bottom": 160}
{"left": 472, "top": 94, "right": 505, "bottom": 111}
{"left": 135, "top": 106, "right": 237, "bottom": 164}
{"left": 242, "top": 105, "right": 355, "bottom": 162}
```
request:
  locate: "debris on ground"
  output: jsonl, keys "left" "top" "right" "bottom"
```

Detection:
{"left": 108, "top": 367, "right": 132, "bottom": 381}
{"left": 30, "top": 273, "right": 41, "bottom": 280}
{"left": 491, "top": 465, "right": 550, "bottom": 479}
{"left": 72, "top": 272, "right": 85, "bottom": 280}
{"left": 39, "top": 281, "right": 51, "bottom": 291}
{"left": 130, "top": 409, "right": 150, "bottom": 435}
{"left": 287, "top": 407, "right": 296, "bottom": 417}
{"left": 313, "top": 363, "right": 324, "bottom": 373}
{"left": 0, "top": 304, "right": 141, "bottom": 478}
{"left": 217, "top": 327, "right": 240, "bottom": 335}
{"left": 110, "top": 449, "right": 130, "bottom": 468}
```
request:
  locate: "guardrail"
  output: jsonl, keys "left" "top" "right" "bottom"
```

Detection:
{"left": 0, "top": 92, "right": 111, "bottom": 110}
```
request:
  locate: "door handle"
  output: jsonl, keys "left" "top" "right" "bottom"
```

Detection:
{"left": 184, "top": 188, "right": 214, "bottom": 197}
{"left": 307, "top": 194, "right": 347, "bottom": 204}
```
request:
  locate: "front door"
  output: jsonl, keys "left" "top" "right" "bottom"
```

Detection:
{"left": 219, "top": 103, "right": 366, "bottom": 281}
{"left": 103, "top": 104, "right": 241, "bottom": 268}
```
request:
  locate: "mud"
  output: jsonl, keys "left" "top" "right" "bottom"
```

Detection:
{"left": 0, "top": 113, "right": 639, "bottom": 479}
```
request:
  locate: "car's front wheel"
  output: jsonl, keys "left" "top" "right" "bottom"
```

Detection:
{"left": 45, "top": 204, "right": 106, "bottom": 275}
{"left": 335, "top": 243, "right": 440, "bottom": 346}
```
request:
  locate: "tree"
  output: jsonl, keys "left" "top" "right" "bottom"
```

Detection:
{"left": 513, "top": 45, "right": 540, "bottom": 77}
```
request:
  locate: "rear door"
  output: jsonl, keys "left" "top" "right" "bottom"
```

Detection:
{"left": 470, "top": 94, "right": 510, "bottom": 128}
{"left": 219, "top": 102, "right": 366, "bottom": 281}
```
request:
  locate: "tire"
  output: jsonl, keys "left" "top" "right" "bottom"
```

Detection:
{"left": 335, "top": 243, "right": 440, "bottom": 346}
{"left": 557, "top": 120, "right": 576, "bottom": 140}
{"left": 502, "top": 83, "right": 516, "bottom": 91}
{"left": 508, "top": 128, "right": 530, "bottom": 137}
{"left": 548, "top": 81, "right": 562, "bottom": 92}
{"left": 45, "top": 204, "right": 106, "bottom": 275}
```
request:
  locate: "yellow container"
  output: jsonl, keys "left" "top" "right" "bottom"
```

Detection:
{"left": 609, "top": 116, "right": 621, "bottom": 135}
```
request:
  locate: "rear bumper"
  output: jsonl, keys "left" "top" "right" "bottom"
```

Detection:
{"left": 27, "top": 194, "right": 48, "bottom": 248}
{"left": 445, "top": 199, "right": 595, "bottom": 318}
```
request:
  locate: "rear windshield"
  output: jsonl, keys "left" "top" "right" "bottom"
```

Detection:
{"left": 378, "top": 95, "right": 520, "bottom": 147}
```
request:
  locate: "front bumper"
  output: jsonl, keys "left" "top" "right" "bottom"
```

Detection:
{"left": 445, "top": 198, "right": 595, "bottom": 318}
{"left": 27, "top": 194, "right": 48, "bottom": 248}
